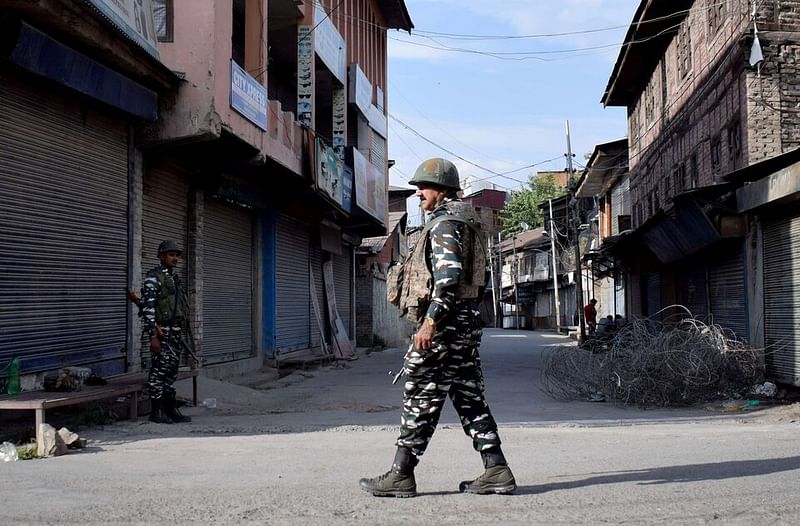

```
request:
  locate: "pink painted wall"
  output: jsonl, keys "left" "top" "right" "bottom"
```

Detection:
{"left": 153, "top": 0, "right": 302, "bottom": 174}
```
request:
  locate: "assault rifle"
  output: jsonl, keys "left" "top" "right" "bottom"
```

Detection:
{"left": 126, "top": 288, "right": 199, "bottom": 365}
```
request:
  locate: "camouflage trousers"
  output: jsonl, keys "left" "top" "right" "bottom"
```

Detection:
{"left": 396, "top": 308, "right": 501, "bottom": 458}
{"left": 147, "top": 334, "right": 181, "bottom": 400}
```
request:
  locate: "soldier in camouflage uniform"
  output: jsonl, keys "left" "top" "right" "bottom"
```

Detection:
{"left": 142, "top": 240, "right": 191, "bottom": 424}
{"left": 360, "top": 158, "right": 516, "bottom": 498}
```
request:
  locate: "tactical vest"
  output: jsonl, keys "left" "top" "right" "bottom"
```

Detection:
{"left": 155, "top": 270, "right": 188, "bottom": 327}
{"left": 387, "top": 200, "right": 487, "bottom": 323}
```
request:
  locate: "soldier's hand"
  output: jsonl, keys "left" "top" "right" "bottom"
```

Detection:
{"left": 414, "top": 322, "right": 435, "bottom": 350}
{"left": 150, "top": 335, "right": 161, "bottom": 354}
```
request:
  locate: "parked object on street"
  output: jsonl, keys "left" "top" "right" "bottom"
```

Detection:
{"left": 542, "top": 311, "right": 764, "bottom": 407}
{"left": 0, "top": 442, "right": 18, "bottom": 462}
{"left": 3, "top": 358, "right": 21, "bottom": 396}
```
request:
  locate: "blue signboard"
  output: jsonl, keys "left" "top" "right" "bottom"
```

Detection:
{"left": 230, "top": 60, "right": 268, "bottom": 130}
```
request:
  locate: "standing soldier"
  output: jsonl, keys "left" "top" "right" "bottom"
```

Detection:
{"left": 360, "top": 158, "right": 516, "bottom": 497}
{"left": 142, "top": 240, "right": 191, "bottom": 424}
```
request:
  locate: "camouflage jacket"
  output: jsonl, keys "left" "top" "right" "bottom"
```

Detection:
{"left": 142, "top": 264, "right": 188, "bottom": 338}
{"left": 388, "top": 197, "right": 486, "bottom": 325}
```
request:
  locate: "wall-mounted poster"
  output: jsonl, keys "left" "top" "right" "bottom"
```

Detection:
{"left": 350, "top": 147, "right": 386, "bottom": 225}
{"left": 316, "top": 139, "right": 344, "bottom": 208}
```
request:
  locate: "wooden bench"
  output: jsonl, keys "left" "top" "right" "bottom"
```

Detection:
{"left": 0, "top": 369, "right": 198, "bottom": 455}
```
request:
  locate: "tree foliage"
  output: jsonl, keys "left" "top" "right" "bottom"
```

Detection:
{"left": 500, "top": 173, "right": 567, "bottom": 236}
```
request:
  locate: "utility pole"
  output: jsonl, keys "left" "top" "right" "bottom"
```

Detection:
{"left": 566, "top": 120, "right": 586, "bottom": 341}
{"left": 512, "top": 233, "right": 520, "bottom": 329}
{"left": 488, "top": 235, "right": 498, "bottom": 329}
{"left": 548, "top": 199, "right": 561, "bottom": 333}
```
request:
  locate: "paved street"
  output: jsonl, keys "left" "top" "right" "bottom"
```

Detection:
{"left": 2, "top": 329, "right": 799, "bottom": 525}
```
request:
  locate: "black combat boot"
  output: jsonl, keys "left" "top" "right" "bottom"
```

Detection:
{"left": 359, "top": 447, "right": 418, "bottom": 498}
{"left": 459, "top": 446, "right": 516, "bottom": 495}
{"left": 163, "top": 393, "right": 191, "bottom": 423}
{"left": 149, "top": 398, "right": 174, "bottom": 424}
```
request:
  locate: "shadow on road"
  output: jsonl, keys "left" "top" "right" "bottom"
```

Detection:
{"left": 514, "top": 455, "right": 800, "bottom": 494}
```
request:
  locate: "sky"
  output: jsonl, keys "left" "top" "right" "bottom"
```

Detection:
{"left": 385, "top": 0, "right": 642, "bottom": 220}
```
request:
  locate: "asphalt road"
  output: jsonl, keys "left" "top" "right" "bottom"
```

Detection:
{"left": 2, "top": 329, "right": 799, "bottom": 525}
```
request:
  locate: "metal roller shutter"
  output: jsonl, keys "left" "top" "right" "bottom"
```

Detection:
{"left": 764, "top": 214, "right": 800, "bottom": 385}
{"left": 140, "top": 162, "right": 189, "bottom": 368}
{"left": 203, "top": 200, "right": 254, "bottom": 364}
{"left": 0, "top": 72, "right": 128, "bottom": 376}
{"left": 708, "top": 245, "right": 747, "bottom": 340}
{"left": 681, "top": 267, "right": 708, "bottom": 321}
{"left": 370, "top": 133, "right": 386, "bottom": 171}
{"left": 333, "top": 249, "right": 352, "bottom": 338}
{"left": 644, "top": 272, "right": 661, "bottom": 320}
{"left": 276, "top": 214, "right": 310, "bottom": 352}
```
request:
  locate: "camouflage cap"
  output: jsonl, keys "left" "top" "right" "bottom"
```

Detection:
{"left": 409, "top": 158, "right": 461, "bottom": 191}
{"left": 157, "top": 240, "right": 182, "bottom": 256}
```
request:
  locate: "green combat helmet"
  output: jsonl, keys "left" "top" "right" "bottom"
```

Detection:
{"left": 409, "top": 158, "right": 461, "bottom": 191}
{"left": 157, "top": 240, "right": 182, "bottom": 256}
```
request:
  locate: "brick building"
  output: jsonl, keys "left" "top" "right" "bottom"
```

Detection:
{"left": 603, "top": 0, "right": 800, "bottom": 384}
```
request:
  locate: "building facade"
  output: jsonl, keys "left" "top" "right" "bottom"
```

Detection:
{"left": 603, "top": 0, "right": 800, "bottom": 384}
{"left": 0, "top": 0, "right": 412, "bottom": 386}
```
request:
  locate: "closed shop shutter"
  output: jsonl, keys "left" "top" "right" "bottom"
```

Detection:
{"left": 763, "top": 214, "right": 800, "bottom": 385}
{"left": 203, "top": 200, "right": 254, "bottom": 364}
{"left": 680, "top": 266, "right": 708, "bottom": 321}
{"left": 0, "top": 72, "right": 128, "bottom": 375}
{"left": 559, "top": 285, "right": 576, "bottom": 327}
{"left": 644, "top": 272, "right": 661, "bottom": 320}
{"left": 276, "top": 214, "right": 310, "bottom": 353}
{"left": 141, "top": 162, "right": 189, "bottom": 279}
{"left": 333, "top": 249, "right": 352, "bottom": 337}
{"left": 708, "top": 244, "right": 747, "bottom": 340}
{"left": 535, "top": 291, "right": 550, "bottom": 317}
{"left": 140, "top": 161, "right": 189, "bottom": 368}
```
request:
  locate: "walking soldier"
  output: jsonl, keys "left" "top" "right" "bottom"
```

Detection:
{"left": 359, "top": 158, "right": 516, "bottom": 497}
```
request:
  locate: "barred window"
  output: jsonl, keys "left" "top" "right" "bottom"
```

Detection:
{"left": 708, "top": 0, "right": 727, "bottom": 35}
{"left": 153, "top": 0, "right": 173, "bottom": 42}
{"left": 728, "top": 119, "right": 742, "bottom": 168}
{"left": 688, "top": 153, "right": 699, "bottom": 189}
{"left": 644, "top": 80, "right": 656, "bottom": 124}
{"left": 676, "top": 21, "right": 692, "bottom": 79}
{"left": 710, "top": 135, "right": 722, "bottom": 172}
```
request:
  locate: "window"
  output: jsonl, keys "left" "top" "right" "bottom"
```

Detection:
{"left": 644, "top": 80, "right": 656, "bottom": 123}
{"left": 630, "top": 106, "right": 640, "bottom": 141}
{"left": 728, "top": 119, "right": 742, "bottom": 168}
{"left": 677, "top": 21, "right": 692, "bottom": 79}
{"left": 710, "top": 135, "right": 722, "bottom": 173}
{"left": 153, "top": 0, "right": 174, "bottom": 42}
{"left": 232, "top": 0, "right": 246, "bottom": 66}
{"left": 673, "top": 163, "right": 685, "bottom": 194}
{"left": 708, "top": 0, "right": 727, "bottom": 36}
{"left": 688, "top": 153, "right": 699, "bottom": 189}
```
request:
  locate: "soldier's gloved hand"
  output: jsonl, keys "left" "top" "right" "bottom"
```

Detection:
{"left": 150, "top": 335, "right": 161, "bottom": 354}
